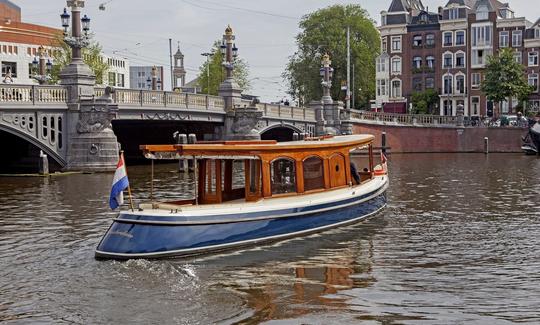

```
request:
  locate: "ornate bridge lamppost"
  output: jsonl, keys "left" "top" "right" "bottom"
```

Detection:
{"left": 31, "top": 45, "right": 53, "bottom": 85}
{"left": 59, "top": 0, "right": 95, "bottom": 101}
{"left": 218, "top": 25, "right": 241, "bottom": 112}
{"left": 320, "top": 53, "right": 334, "bottom": 105}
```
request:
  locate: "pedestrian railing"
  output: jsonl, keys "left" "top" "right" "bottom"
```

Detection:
{"left": 1, "top": 84, "right": 313, "bottom": 121}
{"left": 351, "top": 110, "right": 459, "bottom": 126}
{"left": 0, "top": 84, "right": 67, "bottom": 104}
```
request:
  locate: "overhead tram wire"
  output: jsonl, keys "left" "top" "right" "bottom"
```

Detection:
{"left": 179, "top": 0, "right": 299, "bottom": 20}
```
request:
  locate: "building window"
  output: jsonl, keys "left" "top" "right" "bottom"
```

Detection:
{"left": 529, "top": 73, "right": 539, "bottom": 92}
{"left": 391, "top": 36, "right": 401, "bottom": 52}
{"left": 1, "top": 62, "right": 17, "bottom": 78}
{"left": 513, "top": 51, "right": 522, "bottom": 64}
{"left": 413, "top": 56, "right": 422, "bottom": 69}
{"left": 456, "top": 75, "right": 465, "bottom": 94}
{"left": 455, "top": 52, "right": 465, "bottom": 68}
{"left": 443, "top": 53, "right": 453, "bottom": 68}
{"left": 443, "top": 75, "right": 453, "bottom": 94}
{"left": 448, "top": 8, "right": 459, "bottom": 20}
{"left": 118, "top": 74, "right": 125, "bottom": 87}
{"left": 413, "top": 78, "right": 422, "bottom": 91}
{"left": 456, "top": 31, "right": 465, "bottom": 46}
{"left": 426, "top": 34, "right": 435, "bottom": 47}
{"left": 443, "top": 32, "right": 453, "bottom": 46}
{"left": 471, "top": 73, "right": 481, "bottom": 89}
{"left": 391, "top": 57, "right": 401, "bottom": 74}
{"left": 381, "top": 37, "right": 387, "bottom": 53}
{"left": 376, "top": 56, "right": 387, "bottom": 73}
{"left": 471, "top": 97, "right": 480, "bottom": 116}
{"left": 426, "top": 55, "right": 435, "bottom": 69}
{"left": 413, "top": 35, "right": 422, "bottom": 47}
{"left": 512, "top": 30, "right": 522, "bottom": 47}
{"left": 529, "top": 51, "right": 538, "bottom": 66}
{"left": 472, "top": 49, "right": 491, "bottom": 67}
{"left": 477, "top": 6, "right": 489, "bottom": 20}
{"left": 443, "top": 100, "right": 453, "bottom": 116}
{"left": 108, "top": 72, "right": 116, "bottom": 86}
{"left": 376, "top": 79, "right": 388, "bottom": 96}
{"left": 536, "top": 28, "right": 540, "bottom": 39}
{"left": 499, "top": 31, "right": 509, "bottom": 48}
{"left": 425, "top": 77, "right": 435, "bottom": 89}
{"left": 391, "top": 79, "right": 402, "bottom": 98}
{"left": 472, "top": 26, "right": 492, "bottom": 47}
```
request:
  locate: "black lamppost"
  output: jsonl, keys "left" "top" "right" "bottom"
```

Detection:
{"left": 60, "top": 1, "right": 91, "bottom": 64}
{"left": 31, "top": 45, "right": 53, "bottom": 85}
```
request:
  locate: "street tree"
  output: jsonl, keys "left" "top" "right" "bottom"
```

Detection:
{"left": 481, "top": 48, "right": 533, "bottom": 113}
{"left": 197, "top": 41, "right": 250, "bottom": 96}
{"left": 50, "top": 36, "right": 110, "bottom": 85}
{"left": 411, "top": 89, "right": 439, "bottom": 114}
{"left": 283, "top": 4, "right": 380, "bottom": 108}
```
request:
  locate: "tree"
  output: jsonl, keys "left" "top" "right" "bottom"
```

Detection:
{"left": 50, "top": 36, "right": 109, "bottom": 85}
{"left": 481, "top": 48, "right": 533, "bottom": 114}
{"left": 411, "top": 89, "right": 439, "bottom": 114}
{"left": 197, "top": 41, "right": 250, "bottom": 96}
{"left": 283, "top": 4, "right": 380, "bottom": 108}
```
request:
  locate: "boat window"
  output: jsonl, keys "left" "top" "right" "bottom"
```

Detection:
{"left": 245, "top": 160, "right": 262, "bottom": 201}
{"left": 303, "top": 156, "right": 324, "bottom": 191}
{"left": 271, "top": 158, "right": 296, "bottom": 195}
{"left": 206, "top": 160, "right": 217, "bottom": 194}
{"left": 232, "top": 160, "right": 245, "bottom": 189}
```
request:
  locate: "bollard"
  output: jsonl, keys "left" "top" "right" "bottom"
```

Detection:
{"left": 292, "top": 133, "right": 299, "bottom": 141}
{"left": 177, "top": 133, "right": 188, "bottom": 173}
{"left": 38, "top": 150, "right": 49, "bottom": 175}
{"left": 381, "top": 132, "right": 387, "bottom": 154}
{"left": 484, "top": 137, "right": 489, "bottom": 154}
{"left": 188, "top": 134, "right": 197, "bottom": 172}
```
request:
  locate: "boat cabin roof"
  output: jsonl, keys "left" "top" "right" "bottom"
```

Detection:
{"left": 140, "top": 134, "right": 374, "bottom": 160}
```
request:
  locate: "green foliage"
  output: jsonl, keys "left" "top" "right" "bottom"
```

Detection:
{"left": 50, "top": 36, "right": 109, "bottom": 85}
{"left": 197, "top": 41, "right": 250, "bottom": 96}
{"left": 411, "top": 89, "right": 439, "bottom": 114}
{"left": 481, "top": 48, "right": 533, "bottom": 107}
{"left": 283, "top": 4, "right": 380, "bottom": 108}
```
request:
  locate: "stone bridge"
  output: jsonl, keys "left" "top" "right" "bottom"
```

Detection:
{"left": 0, "top": 84, "right": 316, "bottom": 168}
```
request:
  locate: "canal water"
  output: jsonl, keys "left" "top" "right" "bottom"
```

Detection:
{"left": 0, "top": 154, "right": 539, "bottom": 324}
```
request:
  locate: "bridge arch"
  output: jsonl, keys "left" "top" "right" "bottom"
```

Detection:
{"left": 0, "top": 124, "right": 66, "bottom": 167}
{"left": 260, "top": 123, "right": 303, "bottom": 142}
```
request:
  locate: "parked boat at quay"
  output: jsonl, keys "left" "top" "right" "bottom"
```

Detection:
{"left": 95, "top": 135, "right": 389, "bottom": 259}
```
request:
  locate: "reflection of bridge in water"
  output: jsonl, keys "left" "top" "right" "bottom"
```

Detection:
{"left": 0, "top": 85, "right": 317, "bottom": 170}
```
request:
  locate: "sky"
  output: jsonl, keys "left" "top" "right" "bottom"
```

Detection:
{"left": 14, "top": 0, "right": 540, "bottom": 103}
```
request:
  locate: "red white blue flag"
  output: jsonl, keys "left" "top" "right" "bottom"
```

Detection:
{"left": 109, "top": 153, "right": 129, "bottom": 210}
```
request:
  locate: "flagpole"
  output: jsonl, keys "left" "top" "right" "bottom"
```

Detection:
{"left": 121, "top": 151, "right": 135, "bottom": 211}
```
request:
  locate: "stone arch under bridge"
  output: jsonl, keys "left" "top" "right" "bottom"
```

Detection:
{"left": 259, "top": 123, "right": 306, "bottom": 142}
{"left": 0, "top": 112, "right": 67, "bottom": 167}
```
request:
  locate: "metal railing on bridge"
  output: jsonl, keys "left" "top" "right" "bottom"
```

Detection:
{"left": 239, "top": 99, "right": 315, "bottom": 121}
{"left": 351, "top": 110, "right": 459, "bottom": 126}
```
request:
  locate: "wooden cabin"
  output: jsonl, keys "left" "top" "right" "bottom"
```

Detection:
{"left": 140, "top": 135, "right": 375, "bottom": 205}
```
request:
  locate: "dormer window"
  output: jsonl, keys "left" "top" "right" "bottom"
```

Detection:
{"left": 448, "top": 8, "right": 459, "bottom": 20}
{"left": 477, "top": 5, "right": 489, "bottom": 20}
{"left": 419, "top": 13, "right": 429, "bottom": 23}
{"left": 535, "top": 28, "right": 540, "bottom": 39}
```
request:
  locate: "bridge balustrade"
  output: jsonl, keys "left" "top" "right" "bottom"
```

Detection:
{"left": 352, "top": 110, "right": 460, "bottom": 126}
{"left": 0, "top": 85, "right": 67, "bottom": 104}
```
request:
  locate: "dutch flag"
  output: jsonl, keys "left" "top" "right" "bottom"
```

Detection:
{"left": 109, "top": 153, "right": 129, "bottom": 210}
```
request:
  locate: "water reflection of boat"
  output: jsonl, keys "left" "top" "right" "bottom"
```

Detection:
{"left": 95, "top": 135, "right": 389, "bottom": 259}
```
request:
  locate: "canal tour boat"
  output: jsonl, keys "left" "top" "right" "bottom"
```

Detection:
{"left": 95, "top": 134, "right": 389, "bottom": 259}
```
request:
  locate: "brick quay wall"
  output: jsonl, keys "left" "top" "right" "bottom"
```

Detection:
{"left": 352, "top": 123, "right": 525, "bottom": 153}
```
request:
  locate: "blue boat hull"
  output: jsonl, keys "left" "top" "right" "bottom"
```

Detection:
{"left": 95, "top": 187, "right": 387, "bottom": 259}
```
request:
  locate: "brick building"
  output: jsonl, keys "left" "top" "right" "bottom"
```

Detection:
{"left": 376, "top": 0, "right": 540, "bottom": 116}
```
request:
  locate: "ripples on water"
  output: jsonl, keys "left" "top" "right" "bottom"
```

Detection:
{"left": 0, "top": 154, "right": 539, "bottom": 324}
